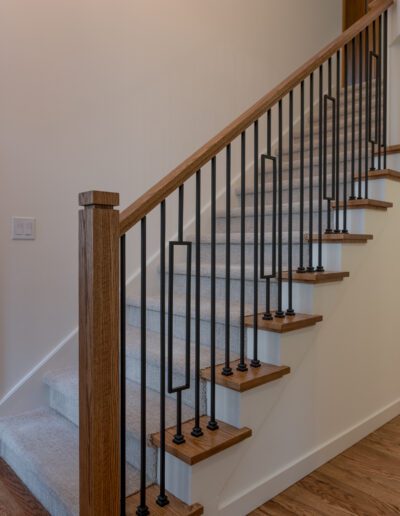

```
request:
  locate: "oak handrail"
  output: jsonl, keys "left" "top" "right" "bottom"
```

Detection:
{"left": 119, "top": 0, "right": 393, "bottom": 235}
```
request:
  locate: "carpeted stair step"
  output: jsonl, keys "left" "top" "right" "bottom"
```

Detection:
{"left": 188, "top": 231, "right": 303, "bottom": 265}
{"left": 216, "top": 201, "right": 328, "bottom": 233}
{"left": 256, "top": 150, "right": 367, "bottom": 180}
{"left": 127, "top": 292, "right": 253, "bottom": 353}
{"left": 0, "top": 409, "right": 142, "bottom": 516}
{"left": 124, "top": 326, "right": 230, "bottom": 410}
{"left": 165, "top": 262, "right": 275, "bottom": 306}
{"left": 283, "top": 124, "right": 375, "bottom": 157}
{"left": 43, "top": 371, "right": 194, "bottom": 483}
{"left": 239, "top": 178, "right": 364, "bottom": 205}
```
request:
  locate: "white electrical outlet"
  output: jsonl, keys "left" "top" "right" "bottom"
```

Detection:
{"left": 12, "top": 217, "right": 36, "bottom": 240}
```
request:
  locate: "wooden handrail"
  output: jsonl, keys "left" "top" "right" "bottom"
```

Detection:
{"left": 119, "top": 0, "right": 393, "bottom": 235}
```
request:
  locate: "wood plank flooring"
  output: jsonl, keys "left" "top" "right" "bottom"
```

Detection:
{"left": 0, "top": 416, "right": 399, "bottom": 514}
{"left": 250, "top": 416, "right": 400, "bottom": 515}
{"left": 0, "top": 458, "right": 48, "bottom": 515}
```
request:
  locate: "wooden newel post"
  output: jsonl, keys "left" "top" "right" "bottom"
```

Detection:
{"left": 79, "top": 191, "right": 121, "bottom": 516}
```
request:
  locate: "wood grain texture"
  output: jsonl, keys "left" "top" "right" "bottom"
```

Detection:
{"left": 151, "top": 416, "right": 252, "bottom": 465}
{"left": 79, "top": 191, "right": 121, "bottom": 516}
{"left": 368, "top": 168, "right": 400, "bottom": 181}
{"left": 343, "top": 0, "right": 367, "bottom": 30}
{"left": 282, "top": 271, "right": 350, "bottom": 284}
{"left": 306, "top": 233, "right": 373, "bottom": 243}
{"left": 332, "top": 199, "right": 393, "bottom": 210}
{"left": 245, "top": 312, "right": 323, "bottom": 333}
{"left": 386, "top": 144, "right": 400, "bottom": 155}
{"left": 201, "top": 360, "right": 290, "bottom": 392}
{"left": 0, "top": 459, "right": 49, "bottom": 515}
{"left": 249, "top": 415, "right": 400, "bottom": 516}
{"left": 126, "top": 485, "right": 203, "bottom": 515}
{"left": 79, "top": 190, "right": 120, "bottom": 207}
{"left": 119, "top": 0, "right": 392, "bottom": 235}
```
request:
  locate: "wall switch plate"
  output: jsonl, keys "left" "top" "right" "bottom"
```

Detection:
{"left": 12, "top": 217, "right": 36, "bottom": 240}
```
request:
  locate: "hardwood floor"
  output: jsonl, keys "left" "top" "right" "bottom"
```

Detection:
{"left": 250, "top": 416, "right": 400, "bottom": 515}
{"left": 0, "top": 459, "right": 48, "bottom": 515}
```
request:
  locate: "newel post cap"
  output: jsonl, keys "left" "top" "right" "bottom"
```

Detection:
{"left": 79, "top": 190, "right": 120, "bottom": 208}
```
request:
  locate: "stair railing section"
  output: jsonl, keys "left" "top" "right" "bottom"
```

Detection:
{"left": 78, "top": 1, "right": 392, "bottom": 514}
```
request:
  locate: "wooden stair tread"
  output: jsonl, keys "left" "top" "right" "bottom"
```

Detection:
{"left": 367, "top": 168, "right": 400, "bottom": 181}
{"left": 151, "top": 416, "right": 252, "bottom": 466}
{"left": 245, "top": 312, "right": 323, "bottom": 333}
{"left": 307, "top": 233, "right": 373, "bottom": 243}
{"left": 282, "top": 271, "right": 350, "bottom": 283}
{"left": 201, "top": 359, "right": 290, "bottom": 392}
{"left": 0, "top": 458, "right": 49, "bottom": 515}
{"left": 126, "top": 485, "right": 203, "bottom": 515}
{"left": 332, "top": 199, "right": 393, "bottom": 210}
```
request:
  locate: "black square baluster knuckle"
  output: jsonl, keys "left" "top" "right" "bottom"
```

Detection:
{"left": 260, "top": 133, "right": 277, "bottom": 321}
{"left": 324, "top": 94, "right": 336, "bottom": 234}
{"left": 168, "top": 240, "right": 192, "bottom": 444}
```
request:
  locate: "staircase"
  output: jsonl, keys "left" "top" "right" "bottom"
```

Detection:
{"left": 1, "top": 1, "right": 399, "bottom": 515}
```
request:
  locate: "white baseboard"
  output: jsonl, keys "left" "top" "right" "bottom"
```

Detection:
{"left": 218, "top": 397, "right": 400, "bottom": 516}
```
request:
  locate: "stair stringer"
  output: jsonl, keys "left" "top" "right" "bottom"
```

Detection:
{"left": 162, "top": 178, "right": 400, "bottom": 515}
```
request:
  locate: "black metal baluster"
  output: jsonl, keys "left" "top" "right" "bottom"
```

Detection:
{"left": 222, "top": 147, "right": 233, "bottom": 377}
{"left": 377, "top": 15, "right": 383, "bottom": 170}
{"left": 168, "top": 185, "right": 191, "bottom": 445}
{"left": 167, "top": 239, "right": 192, "bottom": 445}
{"left": 343, "top": 44, "right": 349, "bottom": 233}
{"left": 252, "top": 122, "right": 261, "bottom": 365}
{"left": 383, "top": 10, "right": 388, "bottom": 169}
{"left": 137, "top": 217, "right": 149, "bottom": 516}
{"left": 287, "top": 91, "right": 295, "bottom": 315}
{"left": 261, "top": 111, "right": 276, "bottom": 321}
{"left": 298, "top": 81, "right": 306, "bottom": 273}
{"left": 358, "top": 31, "right": 363, "bottom": 199}
{"left": 369, "top": 51, "right": 380, "bottom": 157}
{"left": 317, "top": 65, "right": 326, "bottom": 264}
{"left": 157, "top": 202, "right": 169, "bottom": 506}
{"left": 192, "top": 172, "right": 204, "bottom": 436}
{"left": 276, "top": 100, "right": 285, "bottom": 317}
{"left": 120, "top": 235, "right": 126, "bottom": 516}
{"left": 308, "top": 73, "right": 315, "bottom": 271}
{"left": 326, "top": 58, "right": 333, "bottom": 233}
{"left": 370, "top": 20, "right": 377, "bottom": 171}
{"left": 335, "top": 50, "right": 341, "bottom": 233}
{"left": 365, "top": 26, "right": 370, "bottom": 200}
{"left": 323, "top": 58, "right": 336, "bottom": 234}
{"left": 208, "top": 157, "right": 219, "bottom": 430}
{"left": 350, "top": 38, "right": 356, "bottom": 199}
{"left": 178, "top": 185, "right": 184, "bottom": 241}
{"left": 324, "top": 92, "right": 336, "bottom": 235}
{"left": 260, "top": 150, "right": 268, "bottom": 319}
{"left": 238, "top": 132, "right": 249, "bottom": 369}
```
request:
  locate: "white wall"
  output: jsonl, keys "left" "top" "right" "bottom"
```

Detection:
{"left": 390, "top": 0, "right": 400, "bottom": 44}
{"left": 0, "top": 0, "right": 341, "bottom": 406}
